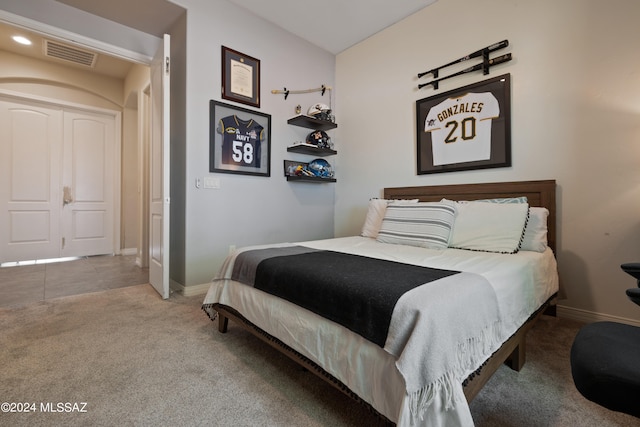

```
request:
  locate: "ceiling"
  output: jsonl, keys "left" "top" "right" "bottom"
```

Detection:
{"left": 225, "top": 0, "right": 437, "bottom": 54}
{"left": 55, "top": 0, "right": 436, "bottom": 55}
{"left": 0, "top": 0, "right": 436, "bottom": 78}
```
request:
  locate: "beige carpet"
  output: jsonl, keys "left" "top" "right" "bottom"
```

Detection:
{"left": 0, "top": 284, "right": 637, "bottom": 426}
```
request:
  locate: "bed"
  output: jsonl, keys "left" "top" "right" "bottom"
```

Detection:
{"left": 202, "top": 180, "right": 559, "bottom": 426}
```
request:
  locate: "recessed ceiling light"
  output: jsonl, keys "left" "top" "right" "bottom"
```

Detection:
{"left": 12, "top": 35, "right": 32, "bottom": 46}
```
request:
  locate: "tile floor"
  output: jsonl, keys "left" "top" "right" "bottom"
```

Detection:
{"left": 0, "top": 255, "right": 149, "bottom": 308}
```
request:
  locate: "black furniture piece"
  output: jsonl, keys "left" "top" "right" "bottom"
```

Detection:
{"left": 570, "top": 263, "right": 640, "bottom": 418}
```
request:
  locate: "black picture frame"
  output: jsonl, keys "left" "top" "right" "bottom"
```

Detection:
{"left": 209, "top": 100, "right": 271, "bottom": 177}
{"left": 416, "top": 73, "right": 511, "bottom": 175}
{"left": 221, "top": 46, "right": 260, "bottom": 108}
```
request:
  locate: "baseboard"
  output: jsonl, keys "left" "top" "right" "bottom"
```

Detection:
{"left": 121, "top": 248, "right": 138, "bottom": 256}
{"left": 169, "top": 280, "right": 210, "bottom": 297}
{"left": 557, "top": 304, "right": 640, "bottom": 327}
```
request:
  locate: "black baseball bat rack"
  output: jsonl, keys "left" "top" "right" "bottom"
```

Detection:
{"left": 418, "top": 40, "right": 510, "bottom": 89}
{"left": 418, "top": 53, "right": 512, "bottom": 90}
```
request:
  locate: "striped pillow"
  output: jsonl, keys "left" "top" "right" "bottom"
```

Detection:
{"left": 376, "top": 202, "right": 456, "bottom": 249}
{"left": 361, "top": 198, "right": 419, "bottom": 238}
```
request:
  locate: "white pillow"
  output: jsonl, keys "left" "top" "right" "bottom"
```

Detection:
{"left": 361, "top": 198, "right": 418, "bottom": 238}
{"left": 520, "top": 207, "right": 548, "bottom": 252}
{"left": 449, "top": 201, "right": 529, "bottom": 254}
{"left": 376, "top": 202, "right": 456, "bottom": 249}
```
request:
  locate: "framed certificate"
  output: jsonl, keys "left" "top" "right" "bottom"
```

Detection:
{"left": 221, "top": 46, "right": 260, "bottom": 108}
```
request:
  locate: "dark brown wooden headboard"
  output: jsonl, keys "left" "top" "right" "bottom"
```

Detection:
{"left": 384, "top": 180, "right": 557, "bottom": 253}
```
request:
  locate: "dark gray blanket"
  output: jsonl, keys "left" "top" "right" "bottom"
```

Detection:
{"left": 232, "top": 247, "right": 459, "bottom": 347}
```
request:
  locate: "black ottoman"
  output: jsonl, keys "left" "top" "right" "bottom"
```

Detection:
{"left": 570, "top": 321, "right": 640, "bottom": 418}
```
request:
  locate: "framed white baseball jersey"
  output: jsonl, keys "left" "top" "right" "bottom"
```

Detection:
{"left": 425, "top": 91, "right": 499, "bottom": 166}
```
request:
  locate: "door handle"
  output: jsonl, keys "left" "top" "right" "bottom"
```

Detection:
{"left": 63, "top": 186, "right": 74, "bottom": 206}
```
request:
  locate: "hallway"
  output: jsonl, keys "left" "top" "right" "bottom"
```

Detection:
{"left": 0, "top": 255, "right": 149, "bottom": 308}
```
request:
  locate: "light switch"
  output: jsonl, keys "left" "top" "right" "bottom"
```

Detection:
{"left": 203, "top": 177, "right": 220, "bottom": 189}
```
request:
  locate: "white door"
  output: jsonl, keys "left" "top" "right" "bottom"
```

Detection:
{"left": 60, "top": 109, "right": 116, "bottom": 257}
{"left": 0, "top": 97, "right": 117, "bottom": 263}
{"left": 149, "top": 34, "right": 170, "bottom": 299}
{"left": 0, "top": 99, "right": 62, "bottom": 262}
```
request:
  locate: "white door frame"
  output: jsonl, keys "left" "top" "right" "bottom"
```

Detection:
{"left": 0, "top": 89, "right": 122, "bottom": 257}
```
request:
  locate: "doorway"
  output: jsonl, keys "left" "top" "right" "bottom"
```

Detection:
{"left": 0, "top": 96, "right": 118, "bottom": 263}
{"left": 0, "top": 21, "right": 154, "bottom": 300}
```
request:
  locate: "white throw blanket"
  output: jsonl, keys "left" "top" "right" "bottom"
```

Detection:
{"left": 385, "top": 272, "right": 502, "bottom": 422}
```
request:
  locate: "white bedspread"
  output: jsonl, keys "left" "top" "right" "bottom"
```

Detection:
{"left": 203, "top": 236, "right": 560, "bottom": 426}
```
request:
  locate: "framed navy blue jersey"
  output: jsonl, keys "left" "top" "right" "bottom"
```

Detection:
{"left": 219, "top": 115, "right": 264, "bottom": 168}
{"left": 210, "top": 100, "right": 271, "bottom": 177}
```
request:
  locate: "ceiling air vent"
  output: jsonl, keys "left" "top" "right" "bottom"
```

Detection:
{"left": 44, "top": 40, "right": 97, "bottom": 68}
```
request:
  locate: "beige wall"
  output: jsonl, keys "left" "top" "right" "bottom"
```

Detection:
{"left": 123, "top": 64, "right": 151, "bottom": 259}
{"left": 335, "top": 0, "right": 640, "bottom": 324}
{"left": 0, "top": 50, "right": 123, "bottom": 109}
{"left": 121, "top": 103, "right": 139, "bottom": 251}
